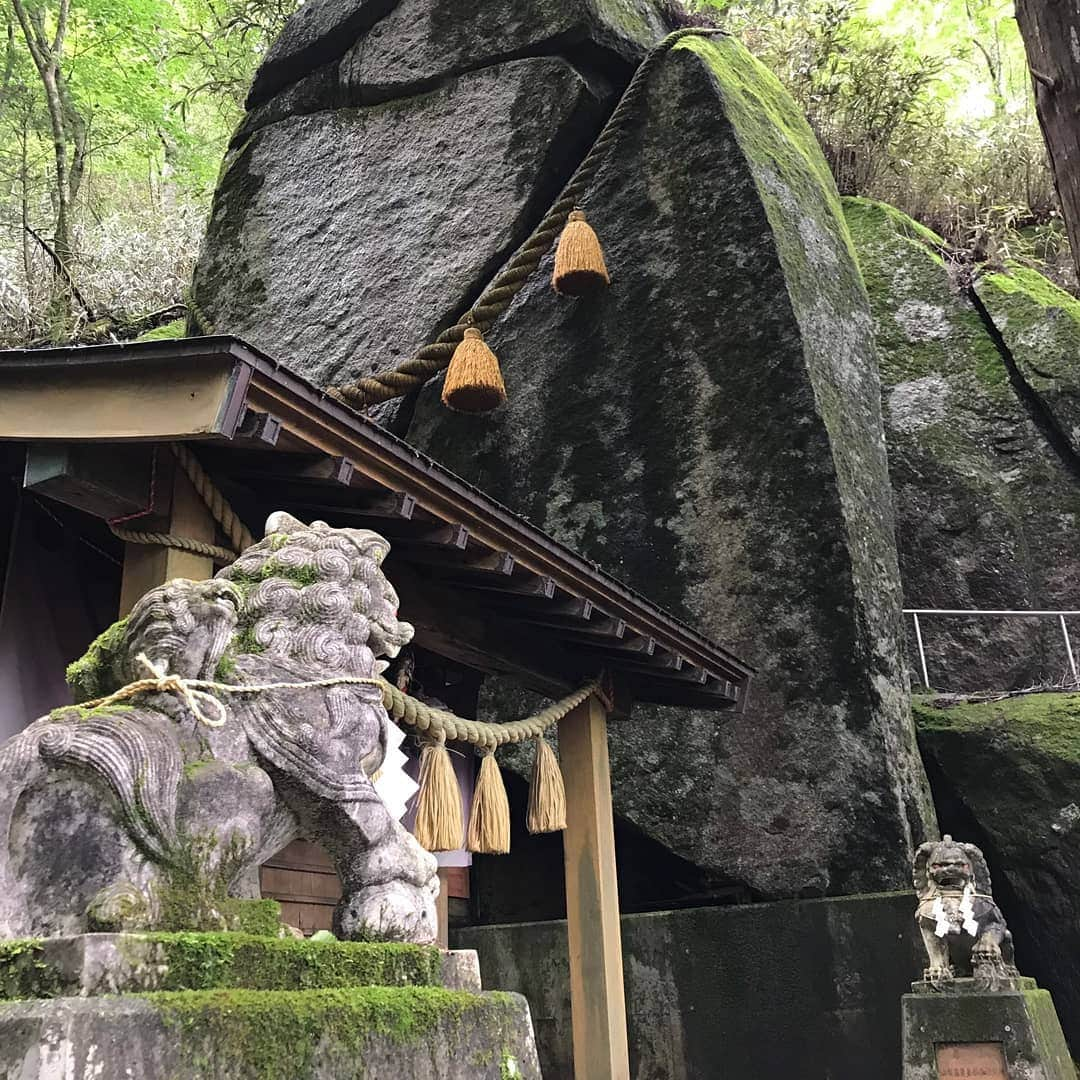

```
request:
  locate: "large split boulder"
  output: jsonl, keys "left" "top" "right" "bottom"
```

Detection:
{"left": 845, "top": 198, "right": 1080, "bottom": 693}
{"left": 193, "top": 0, "right": 935, "bottom": 897}
{"left": 406, "top": 36, "right": 934, "bottom": 897}
{"left": 914, "top": 693, "right": 1080, "bottom": 1048}
{"left": 190, "top": 0, "right": 673, "bottom": 389}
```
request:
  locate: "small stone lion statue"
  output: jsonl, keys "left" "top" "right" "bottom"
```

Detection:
{"left": 913, "top": 834, "right": 1018, "bottom": 989}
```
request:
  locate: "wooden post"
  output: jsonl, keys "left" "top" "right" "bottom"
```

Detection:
{"left": 559, "top": 693, "right": 629, "bottom": 1080}
{"left": 436, "top": 867, "right": 450, "bottom": 949}
{"left": 119, "top": 460, "right": 216, "bottom": 615}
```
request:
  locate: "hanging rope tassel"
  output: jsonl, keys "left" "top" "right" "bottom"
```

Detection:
{"left": 414, "top": 736, "right": 464, "bottom": 852}
{"left": 552, "top": 210, "right": 610, "bottom": 296}
{"left": 441, "top": 327, "right": 507, "bottom": 414}
{"left": 527, "top": 734, "right": 567, "bottom": 834}
{"left": 467, "top": 749, "right": 511, "bottom": 855}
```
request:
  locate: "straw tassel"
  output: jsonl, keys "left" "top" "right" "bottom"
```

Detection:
{"left": 552, "top": 210, "right": 610, "bottom": 296}
{"left": 441, "top": 327, "right": 507, "bottom": 414}
{"left": 467, "top": 749, "right": 511, "bottom": 855}
{"left": 414, "top": 737, "right": 464, "bottom": 852}
{"left": 527, "top": 735, "right": 567, "bottom": 834}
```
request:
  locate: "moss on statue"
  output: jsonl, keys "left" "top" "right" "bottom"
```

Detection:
{"left": 145, "top": 986, "right": 519, "bottom": 1079}
{"left": 913, "top": 693, "right": 1080, "bottom": 765}
{"left": 66, "top": 617, "right": 128, "bottom": 702}
{"left": 154, "top": 832, "right": 275, "bottom": 934}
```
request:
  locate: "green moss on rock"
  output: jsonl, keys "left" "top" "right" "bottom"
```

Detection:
{"left": 977, "top": 262, "right": 1080, "bottom": 429}
{"left": 145, "top": 986, "right": 517, "bottom": 1080}
{"left": 135, "top": 932, "right": 442, "bottom": 992}
{"left": 136, "top": 318, "right": 187, "bottom": 342}
{"left": 841, "top": 196, "right": 1006, "bottom": 393}
{"left": 913, "top": 693, "right": 1080, "bottom": 765}
{"left": 65, "top": 617, "right": 128, "bottom": 702}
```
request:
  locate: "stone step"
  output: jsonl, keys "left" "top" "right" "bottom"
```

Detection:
{"left": 0, "top": 985, "right": 540, "bottom": 1079}
{"left": 0, "top": 933, "right": 480, "bottom": 1000}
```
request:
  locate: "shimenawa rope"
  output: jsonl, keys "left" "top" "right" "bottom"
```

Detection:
{"left": 181, "top": 27, "right": 725, "bottom": 410}
{"left": 75, "top": 655, "right": 598, "bottom": 746}
{"left": 328, "top": 26, "right": 724, "bottom": 410}
{"left": 109, "top": 444, "right": 254, "bottom": 564}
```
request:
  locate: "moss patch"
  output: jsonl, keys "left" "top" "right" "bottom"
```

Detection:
{"left": 136, "top": 318, "right": 187, "bottom": 342}
{"left": 65, "top": 617, "right": 128, "bottom": 702}
{"left": 842, "top": 196, "right": 1007, "bottom": 393}
{"left": 913, "top": 692, "right": 1080, "bottom": 765}
{"left": 134, "top": 932, "right": 442, "bottom": 992}
{"left": 977, "top": 262, "right": 1080, "bottom": 397}
{"left": 146, "top": 986, "right": 517, "bottom": 1079}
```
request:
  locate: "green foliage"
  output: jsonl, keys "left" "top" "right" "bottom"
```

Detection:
{"left": 0, "top": 0, "right": 299, "bottom": 345}
{"left": 136, "top": 317, "right": 187, "bottom": 341}
{"left": 0, "top": 939, "right": 65, "bottom": 1001}
{"left": 698, "top": 0, "right": 1063, "bottom": 279}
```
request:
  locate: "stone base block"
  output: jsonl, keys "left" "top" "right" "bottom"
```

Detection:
{"left": 902, "top": 978, "right": 1073, "bottom": 1080}
{"left": 0, "top": 986, "right": 540, "bottom": 1079}
{"left": 0, "top": 934, "right": 480, "bottom": 998}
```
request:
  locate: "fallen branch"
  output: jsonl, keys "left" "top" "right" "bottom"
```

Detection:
{"left": 23, "top": 223, "right": 95, "bottom": 319}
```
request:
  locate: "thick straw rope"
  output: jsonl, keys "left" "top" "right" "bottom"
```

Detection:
{"left": 327, "top": 27, "right": 723, "bottom": 409}
{"left": 75, "top": 656, "right": 599, "bottom": 747}
{"left": 181, "top": 28, "right": 725, "bottom": 409}
{"left": 110, "top": 444, "right": 254, "bottom": 563}
{"left": 380, "top": 680, "right": 597, "bottom": 749}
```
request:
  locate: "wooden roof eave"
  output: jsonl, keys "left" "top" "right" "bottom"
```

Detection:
{"left": 0, "top": 336, "right": 755, "bottom": 711}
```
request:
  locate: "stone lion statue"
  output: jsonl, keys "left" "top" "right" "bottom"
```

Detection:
{"left": 0, "top": 512, "right": 438, "bottom": 943}
{"left": 913, "top": 834, "right": 1018, "bottom": 989}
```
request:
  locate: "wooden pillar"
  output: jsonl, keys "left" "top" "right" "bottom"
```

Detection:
{"left": 119, "top": 461, "right": 216, "bottom": 615}
{"left": 436, "top": 867, "right": 450, "bottom": 949}
{"left": 559, "top": 693, "right": 629, "bottom": 1080}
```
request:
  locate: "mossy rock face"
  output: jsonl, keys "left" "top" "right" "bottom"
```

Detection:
{"left": 845, "top": 197, "right": 1080, "bottom": 692}
{"left": 409, "top": 39, "right": 932, "bottom": 899}
{"left": 193, "top": 55, "right": 609, "bottom": 391}
{"left": 914, "top": 693, "right": 1080, "bottom": 1049}
{"left": 978, "top": 264, "right": 1080, "bottom": 444}
{"left": 192, "top": 0, "right": 682, "bottom": 391}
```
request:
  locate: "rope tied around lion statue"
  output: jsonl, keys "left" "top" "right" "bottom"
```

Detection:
{"left": 72, "top": 651, "right": 595, "bottom": 855}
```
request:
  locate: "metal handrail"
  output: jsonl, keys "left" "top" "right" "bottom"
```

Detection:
{"left": 903, "top": 608, "right": 1080, "bottom": 688}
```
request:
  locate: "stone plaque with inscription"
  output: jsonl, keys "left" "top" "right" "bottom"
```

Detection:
{"left": 936, "top": 1042, "right": 1008, "bottom": 1079}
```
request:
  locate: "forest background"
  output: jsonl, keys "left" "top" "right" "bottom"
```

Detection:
{"left": 0, "top": 0, "right": 1059, "bottom": 346}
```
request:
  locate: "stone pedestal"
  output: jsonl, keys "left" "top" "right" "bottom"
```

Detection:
{"left": 902, "top": 978, "right": 1074, "bottom": 1080}
{"left": 0, "top": 934, "right": 538, "bottom": 1079}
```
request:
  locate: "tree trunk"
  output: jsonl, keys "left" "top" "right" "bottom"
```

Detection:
{"left": 1015, "top": 0, "right": 1080, "bottom": 284}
